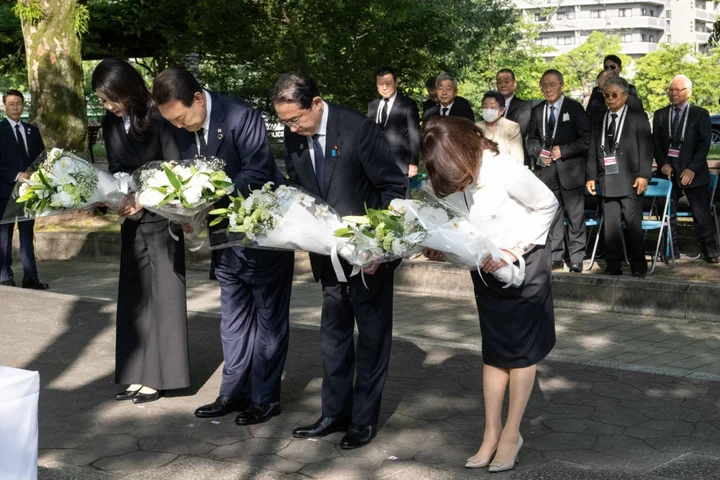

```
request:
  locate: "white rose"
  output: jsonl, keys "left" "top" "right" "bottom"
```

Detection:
{"left": 138, "top": 189, "right": 165, "bottom": 208}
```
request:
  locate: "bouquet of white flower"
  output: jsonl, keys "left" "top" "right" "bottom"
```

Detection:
{"left": 209, "top": 182, "right": 350, "bottom": 280}
{"left": 132, "top": 157, "right": 234, "bottom": 243}
{"left": 1, "top": 148, "right": 135, "bottom": 224}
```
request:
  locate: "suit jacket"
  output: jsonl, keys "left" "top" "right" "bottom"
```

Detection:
{"left": 0, "top": 119, "right": 45, "bottom": 199}
{"left": 653, "top": 103, "right": 711, "bottom": 188}
{"left": 503, "top": 95, "right": 532, "bottom": 139}
{"left": 421, "top": 98, "right": 437, "bottom": 118}
{"left": 527, "top": 96, "right": 591, "bottom": 190}
{"left": 174, "top": 90, "right": 285, "bottom": 197}
{"left": 586, "top": 107, "right": 653, "bottom": 198}
{"left": 284, "top": 102, "right": 406, "bottom": 279}
{"left": 423, "top": 96, "right": 475, "bottom": 123}
{"left": 476, "top": 117, "right": 524, "bottom": 165}
{"left": 102, "top": 111, "right": 180, "bottom": 174}
{"left": 367, "top": 92, "right": 421, "bottom": 174}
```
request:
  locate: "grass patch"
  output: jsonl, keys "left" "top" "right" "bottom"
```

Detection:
{"left": 709, "top": 144, "right": 720, "bottom": 160}
{"left": 32, "top": 209, "right": 121, "bottom": 233}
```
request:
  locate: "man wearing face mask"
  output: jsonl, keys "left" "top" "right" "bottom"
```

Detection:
{"left": 475, "top": 91, "right": 524, "bottom": 165}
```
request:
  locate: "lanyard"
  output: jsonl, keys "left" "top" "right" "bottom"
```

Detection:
{"left": 668, "top": 103, "right": 689, "bottom": 146}
{"left": 600, "top": 106, "right": 628, "bottom": 154}
{"left": 541, "top": 102, "right": 560, "bottom": 146}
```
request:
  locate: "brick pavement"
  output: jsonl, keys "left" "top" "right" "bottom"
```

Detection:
{"left": 1, "top": 261, "right": 720, "bottom": 479}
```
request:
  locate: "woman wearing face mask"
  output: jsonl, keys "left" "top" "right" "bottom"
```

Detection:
{"left": 476, "top": 91, "right": 524, "bottom": 165}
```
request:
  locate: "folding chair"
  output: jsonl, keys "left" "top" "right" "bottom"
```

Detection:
{"left": 710, "top": 173, "right": 719, "bottom": 247}
{"left": 642, "top": 178, "right": 673, "bottom": 275}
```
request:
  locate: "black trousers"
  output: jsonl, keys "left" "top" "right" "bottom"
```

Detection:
{"left": 604, "top": 194, "right": 647, "bottom": 274}
{"left": 214, "top": 246, "right": 295, "bottom": 404}
{"left": 0, "top": 197, "right": 37, "bottom": 282}
{"left": 318, "top": 258, "right": 397, "bottom": 426}
{"left": 667, "top": 183, "right": 718, "bottom": 257}
{"left": 542, "top": 170, "right": 586, "bottom": 265}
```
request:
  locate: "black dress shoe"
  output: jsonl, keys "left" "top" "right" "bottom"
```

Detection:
{"left": 631, "top": 272, "right": 647, "bottom": 278}
{"left": 115, "top": 388, "right": 141, "bottom": 401}
{"left": 0, "top": 279, "right": 15, "bottom": 287}
{"left": 235, "top": 402, "right": 281, "bottom": 425}
{"left": 705, "top": 254, "right": 719, "bottom": 264}
{"left": 132, "top": 390, "right": 163, "bottom": 404}
{"left": 551, "top": 260, "right": 564, "bottom": 271}
{"left": 195, "top": 396, "right": 250, "bottom": 418}
{"left": 604, "top": 268, "right": 622, "bottom": 276}
{"left": 292, "top": 416, "right": 350, "bottom": 438}
{"left": 340, "top": 424, "right": 377, "bottom": 449}
{"left": 22, "top": 277, "right": 49, "bottom": 290}
{"left": 569, "top": 263, "right": 582, "bottom": 273}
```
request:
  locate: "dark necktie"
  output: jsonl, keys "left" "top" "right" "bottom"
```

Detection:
{"left": 197, "top": 127, "right": 207, "bottom": 156}
{"left": 379, "top": 98, "right": 389, "bottom": 128}
{"left": 312, "top": 134, "right": 325, "bottom": 191}
{"left": 441, "top": 107, "right": 449, "bottom": 116}
{"left": 15, "top": 124, "right": 28, "bottom": 162}
{"left": 546, "top": 106, "right": 556, "bottom": 147}
{"left": 606, "top": 113, "right": 618, "bottom": 154}
{"left": 671, "top": 107, "right": 682, "bottom": 143}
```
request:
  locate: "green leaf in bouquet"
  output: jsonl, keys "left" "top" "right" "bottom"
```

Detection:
{"left": 334, "top": 227, "right": 354, "bottom": 237}
{"left": 163, "top": 164, "right": 182, "bottom": 190}
{"left": 36, "top": 197, "right": 48, "bottom": 214}
{"left": 36, "top": 168, "right": 53, "bottom": 190}
{"left": 157, "top": 193, "right": 175, "bottom": 208}
{"left": 190, "top": 165, "right": 198, "bottom": 175}
{"left": 214, "top": 188, "right": 227, "bottom": 198}
{"left": 179, "top": 195, "right": 194, "bottom": 209}
{"left": 208, "top": 216, "right": 225, "bottom": 227}
{"left": 209, "top": 208, "right": 229, "bottom": 215}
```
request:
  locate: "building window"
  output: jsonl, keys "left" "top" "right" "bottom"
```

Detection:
{"left": 641, "top": 8, "right": 655, "bottom": 16}
{"left": 534, "top": 12, "right": 548, "bottom": 22}
{"left": 641, "top": 34, "right": 648, "bottom": 42}
{"left": 621, "top": 33, "right": 633, "bottom": 43}
{"left": 649, "top": 35, "right": 655, "bottom": 42}
{"left": 619, "top": 8, "right": 632, "bottom": 17}
{"left": 566, "top": 11, "right": 575, "bottom": 19}
{"left": 591, "top": 10, "right": 606, "bottom": 18}
{"left": 558, "top": 36, "right": 574, "bottom": 45}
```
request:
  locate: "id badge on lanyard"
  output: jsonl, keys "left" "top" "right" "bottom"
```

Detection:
{"left": 601, "top": 108, "right": 627, "bottom": 176}
{"left": 537, "top": 103, "right": 559, "bottom": 168}
{"left": 667, "top": 105, "right": 689, "bottom": 166}
{"left": 604, "top": 155, "right": 619, "bottom": 175}
{"left": 666, "top": 148, "right": 680, "bottom": 166}
{"left": 537, "top": 148, "right": 552, "bottom": 167}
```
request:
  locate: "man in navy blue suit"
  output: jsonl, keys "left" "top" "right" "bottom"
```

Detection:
{"left": 0, "top": 90, "right": 48, "bottom": 289}
{"left": 153, "top": 68, "right": 295, "bottom": 425}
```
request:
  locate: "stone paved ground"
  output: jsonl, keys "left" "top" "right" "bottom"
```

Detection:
{"left": 1, "top": 261, "right": 720, "bottom": 479}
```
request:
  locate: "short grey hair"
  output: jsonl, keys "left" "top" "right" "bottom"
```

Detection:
{"left": 604, "top": 76, "right": 629, "bottom": 94}
{"left": 435, "top": 73, "right": 457, "bottom": 89}
{"left": 671, "top": 74, "right": 693, "bottom": 92}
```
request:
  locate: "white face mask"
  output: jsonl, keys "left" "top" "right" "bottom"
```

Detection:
{"left": 482, "top": 108, "right": 500, "bottom": 123}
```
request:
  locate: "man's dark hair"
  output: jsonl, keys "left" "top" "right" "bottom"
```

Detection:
{"left": 496, "top": 69, "right": 516, "bottom": 81}
{"left": 374, "top": 66, "right": 396, "bottom": 81}
{"left": 152, "top": 67, "right": 203, "bottom": 107}
{"left": 3, "top": 89, "right": 23, "bottom": 104}
{"left": 603, "top": 54, "right": 622, "bottom": 69}
{"left": 271, "top": 72, "right": 320, "bottom": 110}
{"left": 541, "top": 69, "right": 564, "bottom": 85}
{"left": 482, "top": 90, "right": 506, "bottom": 109}
{"left": 425, "top": 76, "right": 437, "bottom": 91}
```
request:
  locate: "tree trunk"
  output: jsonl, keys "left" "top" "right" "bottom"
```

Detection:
{"left": 18, "top": 0, "right": 88, "bottom": 154}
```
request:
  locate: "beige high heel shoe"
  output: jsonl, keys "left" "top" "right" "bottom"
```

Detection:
{"left": 464, "top": 445, "right": 497, "bottom": 469}
{"left": 488, "top": 434, "right": 523, "bottom": 473}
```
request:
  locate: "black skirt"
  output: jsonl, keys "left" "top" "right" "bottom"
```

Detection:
{"left": 471, "top": 243, "right": 555, "bottom": 368}
{"left": 115, "top": 213, "right": 190, "bottom": 390}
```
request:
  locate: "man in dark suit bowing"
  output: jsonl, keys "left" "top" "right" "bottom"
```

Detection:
{"left": 153, "top": 68, "right": 296, "bottom": 424}
{"left": 496, "top": 68, "right": 532, "bottom": 168}
{"left": 653, "top": 74, "right": 718, "bottom": 263}
{"left": 527, "top": 69, "right": 591, "bottom": 273}
{"left": 586, "top": 77, "right": 652, "bottom": 277}
{"left": 271, "top": 72, "right": 405, "bottom": 449}
{"left": 367, "top": 66, "right": 421, "bottom": 196}
{"left": 423, "top": 73, "right": 474, "bottom": 123}
{"left": 0, "top": 90, "right": 48, "bottom": 289}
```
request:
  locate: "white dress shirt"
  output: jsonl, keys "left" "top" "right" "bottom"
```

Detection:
{"left": 376, "top": 91, "right": 397, "bottom": 126}
{"left": 445, "top": 151, "right": 558, "bottom": 250}
{"left": 307, "top": 101, "right": 329, "bottom": 173}
{"left": 548, "top": 95, "right": 564, "bottom": 118}
{"left": 6, "top": 118, "right": 28, "bottom": 153}
{"left": 122, "top": 116, "right": 131, "bottom": 134}
{"left": 195, "top": 89, "right": 212, "bottom": 154}
{"left": 440, "top": 102, "right": 454, "bottom": 115}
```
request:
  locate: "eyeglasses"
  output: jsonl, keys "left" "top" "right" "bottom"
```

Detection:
{"left": 279, "top": 109, "right": 309, "bottom": 128}
{"left": 667, "top": 88, "right": 688, "bottom": 94}
{"left": 603, "top": 91, "right": 625, "bottom": 99}
{"left": 604, "top": 64, "right": 618, "bottom": 71}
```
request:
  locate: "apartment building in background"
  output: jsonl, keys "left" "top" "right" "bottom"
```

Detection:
{"left": 515, "top": 0, "right": 719, "bottom": 60}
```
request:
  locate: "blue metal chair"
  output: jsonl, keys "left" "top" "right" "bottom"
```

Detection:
{"left": 642, "top": 178, "right": 673, "bottom": 274}
{"left": 666, "top": 172, "right": 718, "bottom": 260}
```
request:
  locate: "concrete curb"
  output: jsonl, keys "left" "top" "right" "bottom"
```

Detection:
{"left": 15, "top": 231, "right": 720, "bottom": 322}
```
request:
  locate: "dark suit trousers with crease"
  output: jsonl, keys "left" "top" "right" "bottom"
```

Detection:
{"left": 319, "top": 258, "right": 397, "bottom": 427}
{"left": 604, "top": 194, "right": 647, "bottom": 274}
{"left": 667, "top": 183, "right": 718, "bottom": 256}
{"left": 0, "top": 198, "right": 37, "bottom": 281}
{"left": 540, "top": 166, "right": 587, "bottom": 265}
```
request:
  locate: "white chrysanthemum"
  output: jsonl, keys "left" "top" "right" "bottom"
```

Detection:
{"left": 51, "top": 190, "right": 76, "bottom": 208}
{"left": 138, "top": 189, "right": 165, "bottom": 207}
{"left": 183, "top": 186, "right": 203, "bottom": 207}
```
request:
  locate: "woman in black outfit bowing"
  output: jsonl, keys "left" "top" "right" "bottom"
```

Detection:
{"left": 92, "top": 58, "right": 189, "bottom": 404}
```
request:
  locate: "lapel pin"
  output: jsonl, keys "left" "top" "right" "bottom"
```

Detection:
{"left": 333, "top": 144, "right": 341, "bottom": 158}
{"left": 217, "top": 128, "right": 223, "bottom": 140}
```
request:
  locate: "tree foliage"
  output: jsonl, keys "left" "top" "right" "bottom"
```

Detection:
{"left": 549, "top": 31, "right": 631, "bottom": 105}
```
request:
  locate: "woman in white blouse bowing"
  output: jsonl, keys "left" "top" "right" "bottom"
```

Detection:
{"left": 422, "top": 116, "right": 558, "bottom": 473}
{"left": 476, "top": 91, "right": 524, "bottom": 165}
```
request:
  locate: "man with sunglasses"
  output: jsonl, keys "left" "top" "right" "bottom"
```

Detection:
{"left": 587, "top": 55, "right": 643, "bottom": 113}
{"left": 586, "top": 77, "right": 652, "bottom": 277}
{"left": 653, "top": 75, "right": 718, "bottom": 264}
